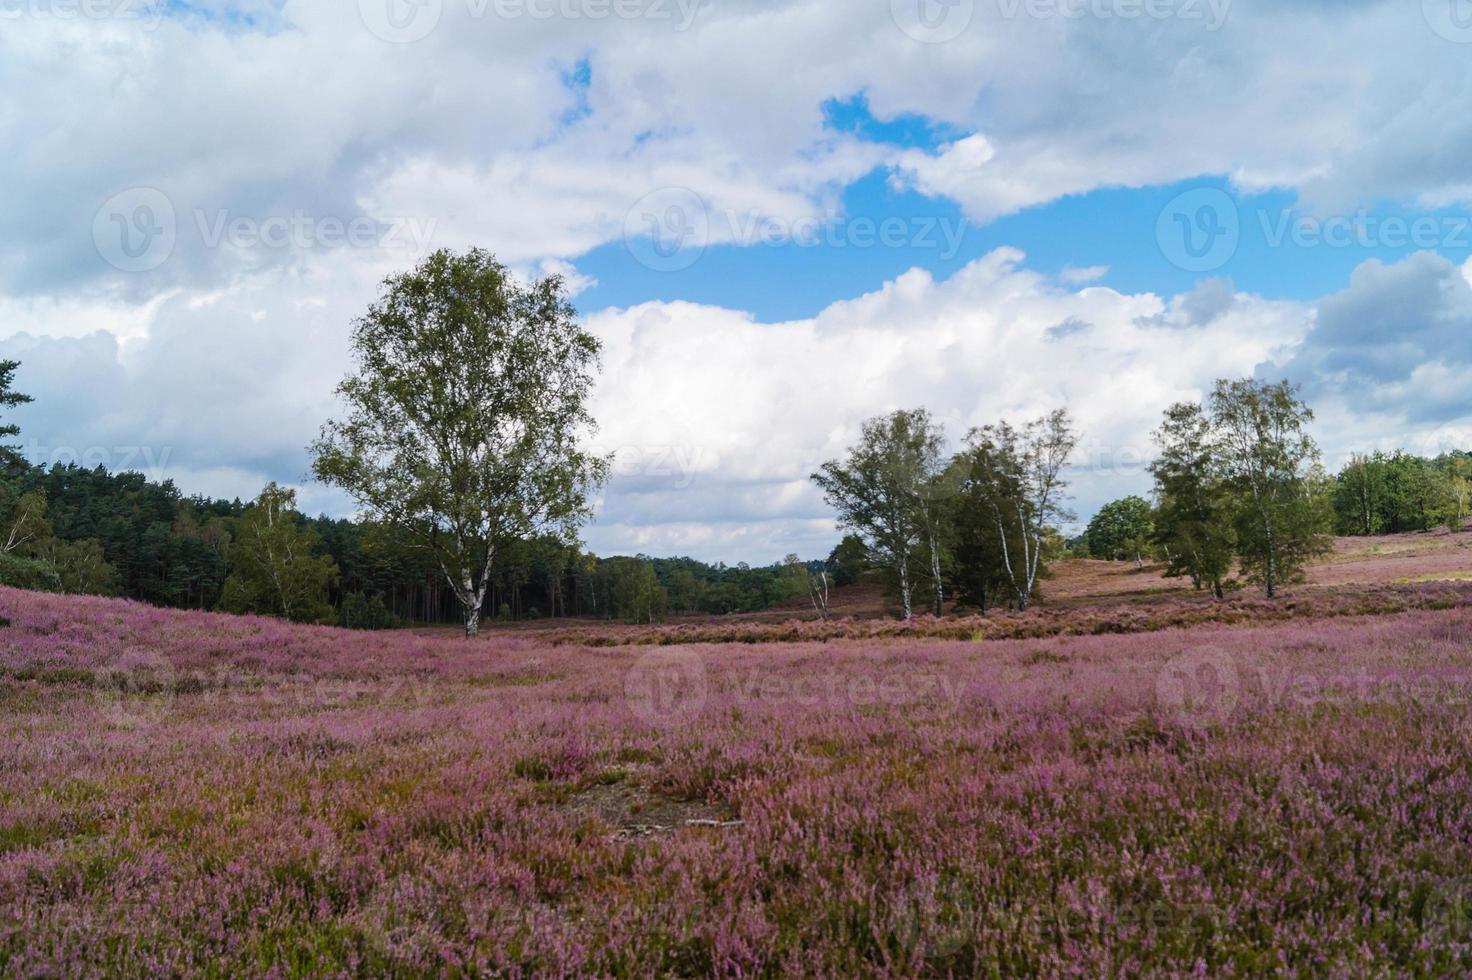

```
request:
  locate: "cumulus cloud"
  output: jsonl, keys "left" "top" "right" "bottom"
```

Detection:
{"left": 9, "top": 0, "right": 1472, "bottom": 299}
{"left": 5, "top": 1, "right": 1472, "bottom": 562}
{"left": 1272, "top": 251, "right": 1472, "bottom": 424}
{"left": 582, "top": 249, "right": 1311, "bottom": 558}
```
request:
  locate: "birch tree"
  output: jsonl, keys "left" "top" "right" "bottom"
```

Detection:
{"left": 811, "top": 409, "right": 944, "bottom": 620}
{"left": 218, "top": 483, "right": 338, "bottom": 623}
{"left": 1150, "top": 401, "right": 1236, "bottom": 598}
{"left": 311, "top": 249, "right": 610, "bottom": 637}
{"left": 961, "top": 410, "right": 1076, "bottom": 611}
{"left": 1210, "top": 378, "right": 1330, "bottom": 597}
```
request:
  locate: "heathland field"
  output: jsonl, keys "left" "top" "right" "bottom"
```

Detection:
{"left": 6, "top": 530, "right": 1472, "bottom": 975}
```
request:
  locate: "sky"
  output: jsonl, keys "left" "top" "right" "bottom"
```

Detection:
{"left": 5, "top": 0, "right": 1472, "bottom": 564}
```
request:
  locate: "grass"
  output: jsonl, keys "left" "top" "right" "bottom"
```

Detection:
{"left": 4, "top": 540, "right": 1472, "bottom": 974}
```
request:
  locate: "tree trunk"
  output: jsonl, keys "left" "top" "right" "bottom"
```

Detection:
{"left": 464, "top": 604, "right": 480, "bottom": 638}
{"left": 898, "top": 552, "right": 913, "bottom": 620}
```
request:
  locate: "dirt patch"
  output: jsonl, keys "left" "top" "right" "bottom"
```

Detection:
{"left": 560, "top": 779, "right": 740, "bottom": 841}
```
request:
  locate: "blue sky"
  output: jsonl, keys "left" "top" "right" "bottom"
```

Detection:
{"left": 5, "top": 1, "right": 1472, "bottom": 563}
{"left": 578, "top": 97, "right": 1472, "bottom": 322}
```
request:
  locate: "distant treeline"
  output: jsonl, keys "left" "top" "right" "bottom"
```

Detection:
{"left": 0, "top": 461, "right": 835, "bottom": 628}
{"left": 1078, "top": 446, "right": 1471, "bottom": 591}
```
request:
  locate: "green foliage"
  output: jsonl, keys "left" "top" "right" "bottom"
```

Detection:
{"left": 0, "top": 358, "right": 32, "bottom": 469}
{"left": 16, "top": 465, "right": 237, "bottom": 607}
{"left": 1151, "top": 379, "right": 1334, "bottom": 599}
{"left": 1332, "top": 451, "right": 1463, "bottom": 535}
{"left": 945, "top": 446, "right": 1018, "bottom": 613}
{"left": 946, "top": 411, "right": 1077, "bottom": 613}
{"left": 1150, "top": 401, "right": 1238, "bottom": 598}
{"left": 0, "top": 551, "right": 60, "bottom": 592}
{"left": 811, "top": 409, "right": 947, "bottom": 619}
{"left": 826, "top": 534, "right": 872, "bottom": 587}
{"left": 1084, "top": 496, "right": 1155, "bottom": 564}
{"left": 219, "top": 484, "right": 339, "bottom": 624}
{"left": 606, "top": 557, "right": 668, "bottom": 624}
{"left": 311, "top": 248, "right": 609, "bottom": 637}
{"left": 338, "top": 591, "right": 400, "bottom": 631}
{"left": 34, "top": 537, "right": 118, "bottom": 595}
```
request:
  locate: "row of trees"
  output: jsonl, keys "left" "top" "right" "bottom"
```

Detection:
{"left": 1332, "top": 450, "right": 1471, "bottom": 536}
{"left": 814, "top": 379, "right": 1379, "bottom": 617}
{"left": 5, "top": 243, "right": 1464, "bottom": 632}
{"left": 812, "top": 407, "right": 1078, "bottom": 618}
{"left": 0, "top": 456, "right": 824, "bottom": 628}
{"left": 1081, "top": 388, "right": 1471, "bottom": 598}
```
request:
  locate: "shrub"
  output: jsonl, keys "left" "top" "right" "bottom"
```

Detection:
{"left": 0, "top": 552, "right": 61, "bottom": 592}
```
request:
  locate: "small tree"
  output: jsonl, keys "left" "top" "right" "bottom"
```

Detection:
{"left": 0, "top": 359, "right": 32, "bottom": 471}
{"left": 0, "top": 487, "right": 50, "bottom": 556}
{"left": 219, "top": 483, "right": 338, "bottom": 623}
{"left": 1084, "top": 496, "right": 1155, "bottom": 566}
{"left": 1210, "top": 378, "right": 1331, "bottom": 597}
{"left": 782, "top": 553, "right": 831, "bottom": 621}
{"left": 826, "top": 534, "right": 871, "bottom": 586}
{"left": 35, "top": 537, "right": 118, "bottom": 595}
{"left": 1151, "top": 402, "right": 1236, "bottom": 598}
{"left": 961, "top": 410, "right": 1076, "bottom": 611}
{"left": 946, "top": 445, "right": 1016, "bottom": 613}
{"left": 811, "top": 409, "right": 945, "bottom": 620}
{"left": 609, "top": 557, "right": 667, "bottom": 624}
{"left": 312, "top": 249, "right": 610, "bottom": 637}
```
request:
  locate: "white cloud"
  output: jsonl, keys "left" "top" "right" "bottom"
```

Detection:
{"left": 6, "top": 1, "right": 1472, "bottom": 563}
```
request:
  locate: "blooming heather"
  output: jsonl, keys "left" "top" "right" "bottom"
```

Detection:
{"left": 2, "top": 586, "right": 1472, "bottom": 975}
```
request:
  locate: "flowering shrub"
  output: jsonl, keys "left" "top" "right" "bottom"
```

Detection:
{"left": 547, "top": 581, "right": 1472, "bottom": 647}
{"left": 4, "top": 585, "right": 1472, "bottom": 974}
